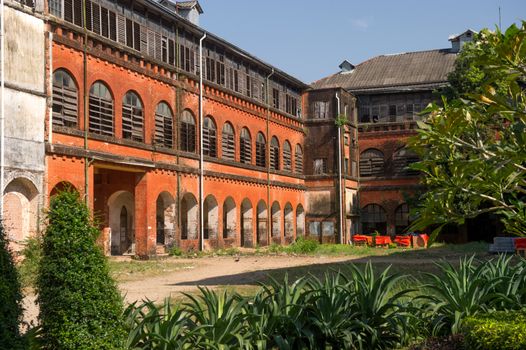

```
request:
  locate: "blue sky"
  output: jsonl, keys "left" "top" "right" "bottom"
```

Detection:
{"left": 199, "top": 0, "right": 526, "bottom": 84}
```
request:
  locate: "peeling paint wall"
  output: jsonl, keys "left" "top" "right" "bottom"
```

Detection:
{"left": 2, "top": 4, "right": 46, "bottom": 247}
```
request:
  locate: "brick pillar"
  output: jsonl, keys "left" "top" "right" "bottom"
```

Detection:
{"left": 134, "top": 172, "right": 156, "bottom": 258}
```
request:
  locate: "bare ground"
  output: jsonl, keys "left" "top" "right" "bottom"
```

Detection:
{"left": 22, "top": 246, "right": 490, "bottom": 325}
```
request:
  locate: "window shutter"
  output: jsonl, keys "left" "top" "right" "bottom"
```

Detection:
{"left": 117, "top": 14, "right": 126, "bottom": 45}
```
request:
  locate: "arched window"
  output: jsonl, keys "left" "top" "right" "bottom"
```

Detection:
{"left": 270, "top": 137, "right": 280, "bottom": 170}
{"left": 221, "top": 122, "right": 235, "bottom": 161}
{"left": 295, "top": 144, "right": 303, "bottom": 175}
{"left": 359, "top": 149, "right": 384, "bottom": 177}
{"left": 361, "top": 204, "right": 387, "bottom": 235}
{"left": 240, "top": 128, "right": 252, "bottom": 164}
{"left": 395, "top": 203, "right": 411, "bottom": 235}
{"left": 203, "top": 116, "right": 217, "bottom": 157}
{"left": 52, "top": 69, "right": 78, "bottom": 127}
{"left": 180, "top": 110, "right": 196, "bottom": 153}
{"left": 393, "top": 147, "right": 420, "bottom": 176}
{"left": 89, "top": 81, "right": 114, "bottom": 136}
{"left": 283, "top": 141, "right": 292, "bottom": 172}
{"left": 256, "top": 132, "right": 266, "bottom": 167}
{"left": 122, "top": 91, "right": 144, "bottom": 142}
{"left": 154, "top": 102, "right": 173, "bottom": 148}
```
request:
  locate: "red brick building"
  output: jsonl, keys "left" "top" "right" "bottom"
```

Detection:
{"left": 3, "top": 0, "right": 474, "bottom": 254}
{"left": 39, "top": 0, "right": 362, "bottom": 256}
{"left": 312, "top": 44, "right": 467, "bottom": 236}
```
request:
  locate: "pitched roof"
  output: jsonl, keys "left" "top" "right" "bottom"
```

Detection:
{"left": 172, "top": 1, "right": 203, "bottom": 14}
{"left": 310, "top": 49, "right": 457, "bottom": 93}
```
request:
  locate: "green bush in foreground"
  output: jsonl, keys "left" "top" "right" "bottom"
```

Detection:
{"left": 37, "top": 190, "right": 125, "bottom": 349}
{"left": 0, "top": 222, "right": 25, "bottom": 350}
{"left": 463, "top": 311, "right": 526, "bottom": 350}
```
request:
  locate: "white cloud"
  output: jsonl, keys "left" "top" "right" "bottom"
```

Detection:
{"left": 350, "top": 17, "right": 371, "bottom": 30}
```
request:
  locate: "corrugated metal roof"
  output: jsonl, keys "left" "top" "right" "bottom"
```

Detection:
{"left": 311, "top": 49, "right": 457, "bottom": 92}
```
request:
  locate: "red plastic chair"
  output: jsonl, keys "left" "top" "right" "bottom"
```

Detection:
{"left": 514, "top": 238, "right": 526, "bottom": 250}
{"left": 352, "top": 235, "right": 372, "bottom": 246}
{"left": 375, "top": 236, "right": 392, "bottom": 247}
{"left": 394, "top": 235, "right": 411, "bottom": 247}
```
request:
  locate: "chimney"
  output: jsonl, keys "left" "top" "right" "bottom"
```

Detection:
{"left": 175, "top": 1, "right": 203, "bottom": 26}
{"left": 339, "top": 60, "right": 355, "bottom": 73}
{"left": 449, "top": 29, "right": 476, "bottom": 53}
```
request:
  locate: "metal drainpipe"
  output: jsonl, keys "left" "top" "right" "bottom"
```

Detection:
{"left": 82, "top": 0, "right": 89, "bottom": 204}
{"left": 0, "top": 0, "right": 5, "bottom": 213}
{"left": 198, "top": 32, "right": 206, "bottom": 251}
{"left": 265, "top": 68, "right": 274, "bottom": 245}
{"left": 335, "top": 92, "right": 343, "bottom": 244}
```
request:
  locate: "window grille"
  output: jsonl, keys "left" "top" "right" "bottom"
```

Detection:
{"left": 203, "top": 117, "right": 217, "bottom": 157}
{"left": 154, "top": 102, "right": 173, "bottom": 148}
{"left": 361, "top": 204, "right": 387, "bottom": 234}
{"left": 52, "top": 70, "right": 78, "bottom": 128}
{"left": 294, "top": 145, "right": 303, "bottom": 174}
{"left": 393, "top": 148, "right": 420, "bottom": 176}
{"left": 240, "top": 128, "right": 252, "bottom": 164}
{"left": 180, "top": 110, "right": 196, "bottom": 153}
{"left": 221, "top": 123, "right": 235, "bottom": 161}
{"left": 255, "top": 132, "right": 266, "bottom": 167}
{"left": 313, "top": 158, "right": 327, "bottom": 175}
{"left": 270, "top": 137, "right": 280, "bottom": 170}
{"left": 282, "top": 141, "right": 292, "bottom": 172}
{"left": 89, "top": 82, "right": 114, "bottom": 136}
{"left": 359, "top": 149, "right": 384, "bottom": 177}
{"left": 313, "top": 101, "right": 329, "bottom": 119}
{"left": 122, "top": 92, "right": 143, "bottom": 142}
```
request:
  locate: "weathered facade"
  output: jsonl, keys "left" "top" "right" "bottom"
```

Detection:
{"left": 1, "top": 0, "right": 468, "bottom": 253}
{"left": 311, "top": 44, "right": 463, "bottom": 236}
{"left": 1, "top": 0, "right": 47, "bottom": 251}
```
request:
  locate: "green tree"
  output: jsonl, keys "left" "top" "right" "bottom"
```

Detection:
{"left": 37, "top": 190, "right": 125, "bottom": 349}
{"left": 409, "top": 22, "right": 526, "bottom": 242}
{"left": 0, "top": 222, "right": 25, "bottom": 350}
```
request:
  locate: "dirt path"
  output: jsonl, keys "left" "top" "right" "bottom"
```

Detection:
{"left": 23, "top": 255, "right": 353, "bottom": 324}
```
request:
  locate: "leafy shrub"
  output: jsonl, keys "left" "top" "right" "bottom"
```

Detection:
{"left": 0, "top": 222, "right": 26, "bottom": 350}
{"left": 287, "top": 237, "right": 319, "bottom": 254}
{"left": 463, "top": 311, "right": 526, "bottom": 350}
{"left": 18, "top": 235, "right": 43, "bottom": 288}
{"left": 168, "top": 246, "right": 183, "bottom": 257}
{"left": 420, "top": 255, "right": 526, "bottom": 335}
{"left": 37, "top": 190, "right": 125, "bottom": 349}
{"left": 124, "top": 263, "right": 418, "bottom": 349}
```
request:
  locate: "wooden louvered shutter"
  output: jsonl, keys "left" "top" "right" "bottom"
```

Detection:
{"left": 109, "top": 11, "right": 117, "bottom": 41}
{"left": 222, "top": 133, "right": 234, "bottom": 160}
{"left": 53, "top": 83, "right": 77, "bottom": 127}
{"left": 117, "top": 14, "right": 126, "bottom": 44}
{"left": 64, "top": 0, "right": 73, "bottom": 22}
{"left": 147, "top": 29, "right": 156, "bottom": 57}
{"left": 154, "top": 32, "right": 162, "bottom": 60}
{"left": 101, "top": 7, "right": 108, "bottom": 37}
{"left": 294, "top": 149, "right": 303, "bottom": 174}
{"left": 73, "top": 0, "right": 82, "bottom": 26}
{"left": 140, "top": 25, "right": 148, "bottom": 54}
{"left": 92, "top": 3, "right": 101, "bottom": 34}
{"left": 240, "top": 137, "right": 251, "bottom": 164}
{"left": 283, "top": 146, "right": 291, "bottom": 171}
{"left": 85, "top": 0, "right": 92, "bottom": 31}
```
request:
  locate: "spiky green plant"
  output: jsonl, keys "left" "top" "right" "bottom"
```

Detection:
{"left": 124, "top": 299, "right": 191, "bottom": 349}
{"left": 183, "top": 287, "right": 249, "bottom": 349}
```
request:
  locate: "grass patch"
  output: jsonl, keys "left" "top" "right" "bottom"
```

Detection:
{"left": 109, "top": 259, "right": 194, "bottom": 282}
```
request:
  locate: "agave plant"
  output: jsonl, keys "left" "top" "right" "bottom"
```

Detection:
{"left": 244, "top": 275, "right": 313, "bottom": 349}
{"left": 304, "top": 272, "right": 355, "bottom": 349}
{"left": 344, "top": 262, "right": 415, "bottom": 350}
{"left": 420, "top": 255, "right": 501, "bottom": 335}
{"left": 481, "top": 254, "right": 526, "bottom": 310}
{"left": 124, "top": 299, "right": 192, "bottom": 350}
{"left": 183, "top": 287, "right": 249, "bottom": 349}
